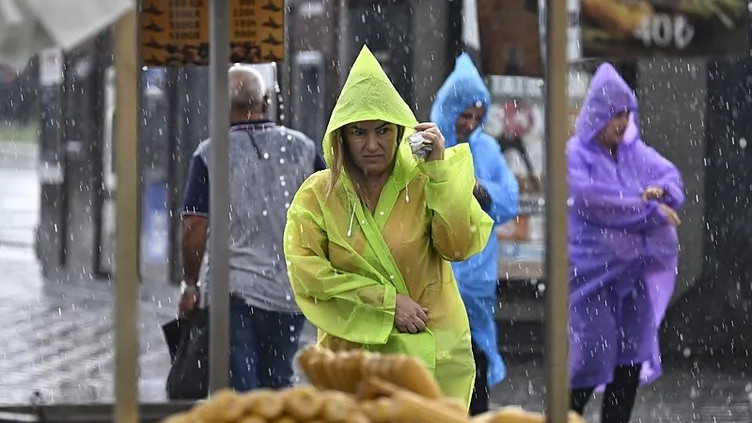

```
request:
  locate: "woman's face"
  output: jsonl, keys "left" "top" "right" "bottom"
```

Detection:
{"left": 342, "top": 120, "right": 399, "bottom": 175}
{"left": 455, "top": 104, "right": 485, "bottom": 143}
{"left": 597, "top": 111, "right": 629, "bottom": 148}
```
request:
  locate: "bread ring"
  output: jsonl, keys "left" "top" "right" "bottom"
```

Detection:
{"left": 343, "top": 412, "right": 370, "bottom": 423}
{"left": 307, "top": 355, "right": 336, "bottom": 389}
{"left": 283, "top": 386, "right": 324, "bottom": 420}
{"left": 360, "top": 397, "right": 395, "bottom": 423}
{"left": 486, "top": 406, "right": 543, "bottom": 423}
{"left": 249, "top": 389, "right": 285, "bottom": 419}
{"left": 319, "top": 391, "right": 355, "bottom": 422}
{"left": 194, "top": 389, "right": 241, "bottom": 422}
{"left": 392, "top": 390, "right": 468, "bottom": 423}
{"left": 159, "top": 412, "right": 193, "bottom": 423}
{"left": 441, "top": 397, "right": 469, "bottom": 416}
{"left": 321, "top": 352, "right": 343, "bottom": 391}
{"left": 393, "top": 356, "right": 443, "bottom": 399}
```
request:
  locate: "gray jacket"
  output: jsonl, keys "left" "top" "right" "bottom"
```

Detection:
{"left": 196, "top": 121, "right": 318, "bottom": 313}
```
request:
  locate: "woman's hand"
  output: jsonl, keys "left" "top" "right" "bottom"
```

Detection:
{"left": 658, "top": 203, "right": 681, "bottom": 227}
{"left": 395, "top": 294, "right": 429, "bottom": 334}
{"left": 642, "top": 186, "right": 665, "bottom": 201}
{"left": 415, "top": 122, "right": 445, "bottom": 162}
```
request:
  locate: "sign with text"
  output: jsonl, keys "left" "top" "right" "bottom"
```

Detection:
{"left": 581, "top": 0, "right": 748, "bottom": 57}
{"left": 478, "top": 0, "right": 543, "bottom": 77}
{"left": 140, "top": 0, "right": 284, "bottom": 67}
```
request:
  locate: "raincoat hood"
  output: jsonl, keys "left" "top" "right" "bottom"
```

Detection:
{"left": 430, "top": 53, "right": 491, "bottom": 148}
{"left": 576, "top": 63, "right": 639, "bottom": 145}
{"left": 323, "top": 46, "right": 419, "bottom": 188}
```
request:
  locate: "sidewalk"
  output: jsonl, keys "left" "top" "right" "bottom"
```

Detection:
{"left": 492, "top": 355, "right": 751, "bottom": 422}
{"left": 0, "top": 244, "right": 318, "bottom": 406}
{"left": 0, "top": 246, "right": 175, "bottom": 404}
{"left": 0, "top": 141, "right": 38, "bottom": 248}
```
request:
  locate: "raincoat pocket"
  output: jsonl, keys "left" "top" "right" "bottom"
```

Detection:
{"left": 366, "top": 329, "right": 437, "bottom": 374}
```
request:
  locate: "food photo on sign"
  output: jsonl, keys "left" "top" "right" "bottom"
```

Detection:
{"left": 483, "top": 77, "right": 546, "bottom": 280}
{"left": 581, "top": 0, "right": 748, "bottom": 57}
{"left": 483, "top": 72, "right": 590, "bottom": 281}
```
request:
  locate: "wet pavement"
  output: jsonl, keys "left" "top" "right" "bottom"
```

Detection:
{"left": 0, "top": 245, "right": 174, "bottom": 404}
{"left": 0, "top": 141, "right": 37, "bottom": 248}
{"left": 1, "top": 142, "right": 750, "bottom": 421}
{"left": 2, "top": 249, "right": 750, "bottom": 422}
{"left": 493, "top": 356, "right": 752, "bottom": 422}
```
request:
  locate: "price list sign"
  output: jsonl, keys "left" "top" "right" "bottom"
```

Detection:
{"left": 141, "top": 0, "right": 284, "bottom": 67}
{"left": 581, "top": 0, "right": 748, "bottom": 57}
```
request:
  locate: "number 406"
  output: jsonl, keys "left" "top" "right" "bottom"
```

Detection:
{"left": 634, "top": 14, "right": 695, "bottom": 49}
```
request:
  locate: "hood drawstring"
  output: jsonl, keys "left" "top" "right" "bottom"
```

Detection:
{"left": 346, "top": 197, "right": 356, "bottom": 237}
{"left": 344, "top": 180, "right": 410, "bottom": 237}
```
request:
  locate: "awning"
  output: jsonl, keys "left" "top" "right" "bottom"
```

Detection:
{"left": 0, "top": 0, "right": 134, "bottom": 69}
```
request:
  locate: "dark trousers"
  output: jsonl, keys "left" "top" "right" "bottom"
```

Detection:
{"left": 469, "top": 340, "right": 489, "bottom": 416}
{"left": 570, "top": 364, "right": 642, "bottom": 423}
{"left": 228, "top": 295, "right": 305, "bottom": 391}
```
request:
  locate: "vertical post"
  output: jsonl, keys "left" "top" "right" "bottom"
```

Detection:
{"left": 166, "top": 68, "right": 183, "bottom": 284}
{"left": 113, "top": 9, "right": 139, "bottom": 423}
{"left": 209, "top": 0, "right": 231, "bottom": 393}
{"left": 544, "top": 0, "right": 569, "bottom": 422}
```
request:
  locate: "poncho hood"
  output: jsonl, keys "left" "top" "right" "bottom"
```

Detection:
{"left": 323, "top": 46, "right": 419, "bottom": 189}
{"left": 430, "top": 52, "right": 491, "bottom": 148}
{"left": 576, "top": 63, "right": 639, "bottom": 146}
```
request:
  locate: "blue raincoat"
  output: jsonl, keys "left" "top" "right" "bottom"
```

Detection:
{"left": 430, "top": 53, "right": 519, "bottom": 386}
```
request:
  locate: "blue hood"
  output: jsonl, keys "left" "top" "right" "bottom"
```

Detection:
{"left": 430, "top": 53, "right": 491, "bottom": 148}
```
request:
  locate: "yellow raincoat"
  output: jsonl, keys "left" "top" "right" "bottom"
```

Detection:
{"left": 283, "top": 46, "right": 494, "bottom": 406}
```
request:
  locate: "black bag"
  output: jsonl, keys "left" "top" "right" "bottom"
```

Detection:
{"left": 164, "top": 308, "right": 209, "bottom": 400}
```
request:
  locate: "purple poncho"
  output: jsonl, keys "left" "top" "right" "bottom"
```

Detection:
{"left": 567, "top": 63, "right": 685, "bottom": 389}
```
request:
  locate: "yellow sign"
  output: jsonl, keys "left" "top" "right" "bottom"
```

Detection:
{"left": 140, "top": 0, "right": 284, "bottom": 67}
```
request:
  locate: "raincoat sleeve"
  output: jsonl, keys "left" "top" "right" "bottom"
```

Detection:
{"left": 420, "top": 144, "right": 494, "bottom": 261}
{"left": 476, "top": 139, "right": 519, "bottom": 224}
{"left": 284, "top": 179, "right": 396, "bottom": 345}
{"left": 642, "top": 145, "right": 685, "bottom": 211}
{"left": 568, "top": 145, "right": 668, "bottom": 232}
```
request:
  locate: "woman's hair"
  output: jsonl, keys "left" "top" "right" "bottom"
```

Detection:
{"left": 326, "top": 124, "right": 405, "bottom": 208}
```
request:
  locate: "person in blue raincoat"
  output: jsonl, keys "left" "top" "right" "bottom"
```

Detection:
{"left": 430, "top": 53, "right": 520, "bottom": 415}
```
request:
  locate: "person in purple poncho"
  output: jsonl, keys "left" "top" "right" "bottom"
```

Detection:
{"left": 567, "top": 63, "right": 684, "bottom": 423}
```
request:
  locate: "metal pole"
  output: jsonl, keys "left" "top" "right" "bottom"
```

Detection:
{"left": 113, "top": 9, "right": 139, "bottom": 423}
{"left": 166, "top": 68, "right": 183, "bottom": 284}
{"left": 544, "top": 0, "right": 569, "bottom": 422}
{"left": 208, "top": 0, "right": 231, "bottom": 393}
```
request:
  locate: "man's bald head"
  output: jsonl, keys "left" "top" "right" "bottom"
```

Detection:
{"left": 228, "top": 65, "right": 267, "bottom": 116}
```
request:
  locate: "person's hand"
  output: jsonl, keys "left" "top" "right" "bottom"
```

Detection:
{"left": 415, "top": 122, "right": 445, "bottom": 162}
{"left": 395, "top": 294, "right": 429, "bottom": 334}
{"left": 179, "top": 291, "right": 200, "bottom": 319}
{"left": 642, "top": 186, "right": 665, "bottom": 201}
{"left": 658, "top": 203, "right": 681, "bottom": 227}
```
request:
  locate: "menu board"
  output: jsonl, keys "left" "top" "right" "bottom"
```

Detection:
{"left": 140, "top": 0, "right": 284, "bottom": 67}
{"left": 478, "top": 0, "right": 543, "bottom": 77}
{"left": 581, "top": 0, "right": 748, "bottom": 57}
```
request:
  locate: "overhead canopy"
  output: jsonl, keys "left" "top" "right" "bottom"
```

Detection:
{"left": 0, "top": 0, "right": 134, "bottom": 70}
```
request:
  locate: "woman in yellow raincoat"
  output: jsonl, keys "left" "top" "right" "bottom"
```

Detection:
{"left": 283, "top": 46, "right": 493, "bottom": 407}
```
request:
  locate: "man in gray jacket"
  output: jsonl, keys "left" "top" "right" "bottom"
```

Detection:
{"left": 179, "top": 65, "right": 323, "bottom": 390}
